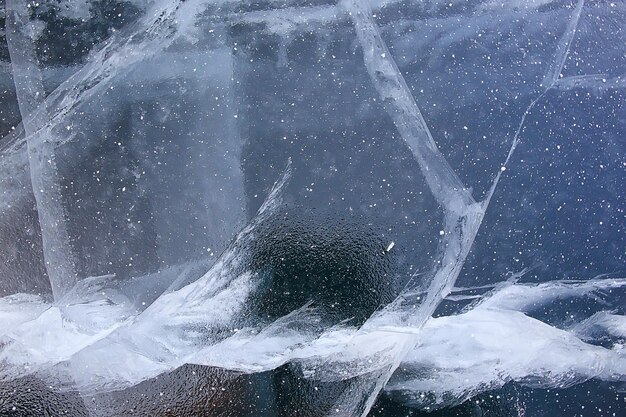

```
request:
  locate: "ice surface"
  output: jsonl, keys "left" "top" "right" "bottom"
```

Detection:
{"left": 2, "top": 269, "right": 623, "bottom": 402}
{"left": 0, "top": 0, "right": 625, "bottom": 415}
{"left": 0, "top": 293, "right": 48, "bottom": 336}
{"left": 1, "top": 0, "right": 246, "bottom": 295}
{"left": 390, "top": 307, "right": 626, "bottom": 408}
{"left": 540, "top": 0, "right": 584, "bottom": 89}
{"left": 572, "top": 312, "right": 626, "bottom": 341}
{"left": 6, "top": 0, "right": 78, "bottom": 299}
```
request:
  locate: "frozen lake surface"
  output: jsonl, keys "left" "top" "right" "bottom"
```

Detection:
{"left": 0, "top": 0, "right": 624, "bottom": 415}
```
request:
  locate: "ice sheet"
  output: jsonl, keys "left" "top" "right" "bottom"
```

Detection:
{"left": 0, "top": 0, "right": 624, "bottom": 415}
{"left": 6, "top": 0, "right": 79, "bottom": 299}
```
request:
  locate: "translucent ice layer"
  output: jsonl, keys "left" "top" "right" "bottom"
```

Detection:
{"left": 0, "top": 0, "right": 624, "bottom": 415}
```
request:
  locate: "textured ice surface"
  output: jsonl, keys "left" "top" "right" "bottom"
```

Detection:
{"left": 0, "top": 0, "right": 625, "bottom": 415}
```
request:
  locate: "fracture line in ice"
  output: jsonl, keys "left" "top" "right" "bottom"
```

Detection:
{"left": 182, "top": 278, "right": 623, "bottom": 410}
{"left": 235, "top": 4, "right": 343, "bottom": 36}
{"left": 341, "top": 0, "right": 485, "bottom": 320}
{"left": 387, "top": 307, "right": 626, "bottom": 408}
{"left": 0, "top": 0, "right": 249, "bottom": 386}
{"left": 554, "top": 74, "right": 626, "bottom": 91}
{"left": 341, "top": 0, "right": 473, "bottom": 211}
{"left": 2, "top": 0, "right": 242, "bottom": 299}
{"left": 572, "top": 311, "right": 626, "bottom": 341}
{"left": 9, "top": 0, "right": 208, "bottom": 149}
{"left": 0, "top": 0, "right": 621, "bottom": 411}
{"left": 232, "top": 0, "right": 562, "bottom": 35}
{"left": 450, "top": 265, "right": 535, "bottom": 293}
{"left": 474, "top": 276, "right": 626, "bottom": 312}
{"left": 0, "top": 239, "right": 624, "bottom": 403}
{"left": 540, "top": 0, "right": 585, "bottom": 89}
{"left": 381, "top": 279, "right": 626, "bottom": 408}
{"left": 0, "top": 161, "right": 293, "bottom": 391}
{"left": 184, "top": 278, "right": 626, "bottom": 403}
{"left": 487, "top": 0, "right": 586, "bottom": 203}
{"left": 332, "top": 0, "right": 592, "bottom": 415}
{"left": 5, "top": 0, "right": 78, "bottom": 300}
{"left": 321, "top": 0, "right": 492, "bottom": 414}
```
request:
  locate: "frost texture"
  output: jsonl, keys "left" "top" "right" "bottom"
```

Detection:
{"left": 0, "top": 0, "right": 625, "bottom": 415}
